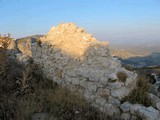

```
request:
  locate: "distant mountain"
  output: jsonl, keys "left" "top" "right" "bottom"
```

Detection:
{"left": 122, "top": 53, "right": 160, "bottom": 68}
{"left": 111, "top": 49, "right": 146, "bottom": 59}
{"left": 110, "top": 41, "right": 160, "bottom": 55}
{"left": 111, "top": 42, "right": 160, "bottom": 68}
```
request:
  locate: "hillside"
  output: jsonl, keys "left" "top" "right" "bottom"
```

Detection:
{"left": 111, "top": 49, "right": 146, "bottom": 59}
{"left": 122, "top": 53, "right": 160, "bottom": 68}
{"left": 111, "top": 43, "right": 160, "bottom": 68}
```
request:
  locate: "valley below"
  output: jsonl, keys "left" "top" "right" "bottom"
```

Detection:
{"left": 110, "top": 42, "right": 160, "bottom": 68}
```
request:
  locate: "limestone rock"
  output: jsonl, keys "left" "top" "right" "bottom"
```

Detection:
{"left": 138, "top": 106, "right": 159, "bottom": 120}
{"left": 104, "top": 103, "right": 120, "bottom": 117}
{"left": 32, "top": 23, "right": 137, "bottom": 101}
{"left": 130, "top": 104, "right": 142, "bottom": 115}
{"left": 79, "top": 80, "right": 87, "bottom": 87}
{"left": 120, "top": 102, "right": 132, "bottom": 112}
{"left": 156, "top": 102, "right": 160, "bottom": 111}
{"left": 148, "top": 93, "right": 160, "bottom": 108}
{"left": 99, "top": 76, "right": 109, "bottom": 85}
{"left": 98, "top": 88, "right": 110, "bottom": 98}
{"left": 87, "top": 82, "right": 97, "bottom": 93}
{"left": 108, "top": 73, "right": 117, "bottom": 80}
{"left": 121, "top": 113, "right": 131, "bottom": 120}
{"left": 41, "top": 23, "right": 108, "bottom": 58}
{"left": 109, "top": 81, "right": 124, "bottom": 89}
{"left": 31, "top": 23, "right": 138, "bottom": 117}
{"left": 95, "top": 97, "right": 107, "bottom": 106}
{"left": 131, "top": 115, "right": 138, "bottom": 120}
{"left": 16, "top": 53, "right": 31, "bottom": 65}
{"left": 111, "top": 87, "right": 130, "bottom": 99}
{"left": 108, "top": 96, "right": 120, "bottom": 106}
{"left": 71, "top": 78, "right": 80, "bottom": 85}
{"left": 31, "top": 113, "right": 56, "bottom": 120}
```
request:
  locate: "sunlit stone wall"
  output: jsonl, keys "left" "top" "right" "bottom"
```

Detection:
{"left": 31, "top": 23, "right": 160, "bottom": 119}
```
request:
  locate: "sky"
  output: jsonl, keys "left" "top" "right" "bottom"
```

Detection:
{"left": 0, "top": 0, "right": 160, "bottom": 45}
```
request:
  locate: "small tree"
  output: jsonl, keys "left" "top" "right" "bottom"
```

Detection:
{"left": 0, "top": 34, "right": 12, "bottom": 77}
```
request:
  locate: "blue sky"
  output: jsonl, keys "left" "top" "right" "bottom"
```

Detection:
{"left": 0, "top": 0, "right": 160, "bottom": 44}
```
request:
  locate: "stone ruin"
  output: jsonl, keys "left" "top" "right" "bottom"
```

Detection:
{"left": 31, "top": 23, "right": 160, "bottom": 120}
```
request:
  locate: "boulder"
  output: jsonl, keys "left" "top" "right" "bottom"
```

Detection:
{"left": 121, "top": 113, "right": 131, "bottom": 120}
{"left": 104, "top": 103, "right": 120, "bottom": 117}
{"left": 120, "top": 102, "right": 132, "bottom": 112}
{"left": 130, "top": 104, "right": 142, "bottom": 115}
{"left": 156, "top": 102, "right": 160, "bottom": 111}
{"left": 148, "top": 93, "right": 160, "bottom": 108}
{"left": 108, "top": 96, "right": 120, "bottom": 106}
{"left": 138, "top": 106, "right": 159, "bottom": 120}
{"left": 111, "top": 87, "right": 130, "bottom": 99}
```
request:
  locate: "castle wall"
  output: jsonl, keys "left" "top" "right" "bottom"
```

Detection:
{"left": 30, "top": 23, "right": 160, "bottom": 119}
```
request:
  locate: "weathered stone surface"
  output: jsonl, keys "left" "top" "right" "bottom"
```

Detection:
{"left": 99, "top": 76, "right": 109, "bottom": 85}
{"left": 31, "top": 113, "right": 56, "bottom": 120}
{"left": 79, "top": 80, "right": 87, "bottom": 87}
{"left": 121, "top": 113, "right": 131, "bottom": 120}
{"left": 109, "top": 81, "right": 124, "bottom": 89}
{"left": 16, "top": 53, "right": 31, "bottom": 65}
{"left": 130, "top": 104, "right": 142, "bottom": 115}
{"left": 84, "top": 91, "right": 90, "bottom": 100}
{"left": 131, "top": 115, "right": 138, "bottom": 120}
{"left": 156, "top": 102, "right": 160, "bottom": 110}
{"left": 148, "top": 93, "right": 160, "bottom": 108}
{"left": 71, "top": 78, "right": 80, "bottom": 85}
{"left": 108, "top": 73, "right": 117, "bottom": 80}
{"left": 108, "top": 96, "right": 120, "bottom": 106}
{"left": 104, "top": 103, "right": 120, "bottom": 117}
{"left": 87, "top": 82, "right": 97, "bottom": 93}
{"left": 31, "top": 23, "right": 138, "bottom": 117}
{"left": 120, "top": 102, "right": 132, "bottom": 112}
{"left": 111, "top": 87, "right": 130, "bottom": 99}
{"left": 138, "top": 106, "right": 159, "bottom": 120}
{"left": 95, "top": 97, "right": 107, "bottom": 106}
{"left": 98, "top": 88, "right": 110, "bottom": 98}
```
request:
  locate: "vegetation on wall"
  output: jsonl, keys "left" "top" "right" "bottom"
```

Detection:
{"left": 123, "top": 76, "right": 152, "bottom": 107}
{"left": 116, "top": 71, "right": 128, "bottom": 83}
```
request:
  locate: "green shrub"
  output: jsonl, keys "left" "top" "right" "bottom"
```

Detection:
{"left": 117, "top": 71, "right": 128, "bottom": 83}
{"left": 0, "top": 34, "right": 12, "bottom": 76}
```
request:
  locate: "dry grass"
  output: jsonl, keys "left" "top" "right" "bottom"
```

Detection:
{"left": 37, "top": 39, "right": 42, "bottom": 47}
{"left": 0, "top": 60, "right": 115, "bottom": 119}
{"left": 123, "top": 76, "right": 152, "bottom": 107}
{"left": 13, "top": 71, "right": 113, "bottom": 120}
{"left": 116, "top": 71, "right": 128, "bottom": 83}
{"left": 55, "top": 69, "right": 63, "bottom": 78}
{"left": 14, "top": 75, "right": 112, "bottom": 120}
{"left": 123, "top": 64, "right": 133, "bottom": 71}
